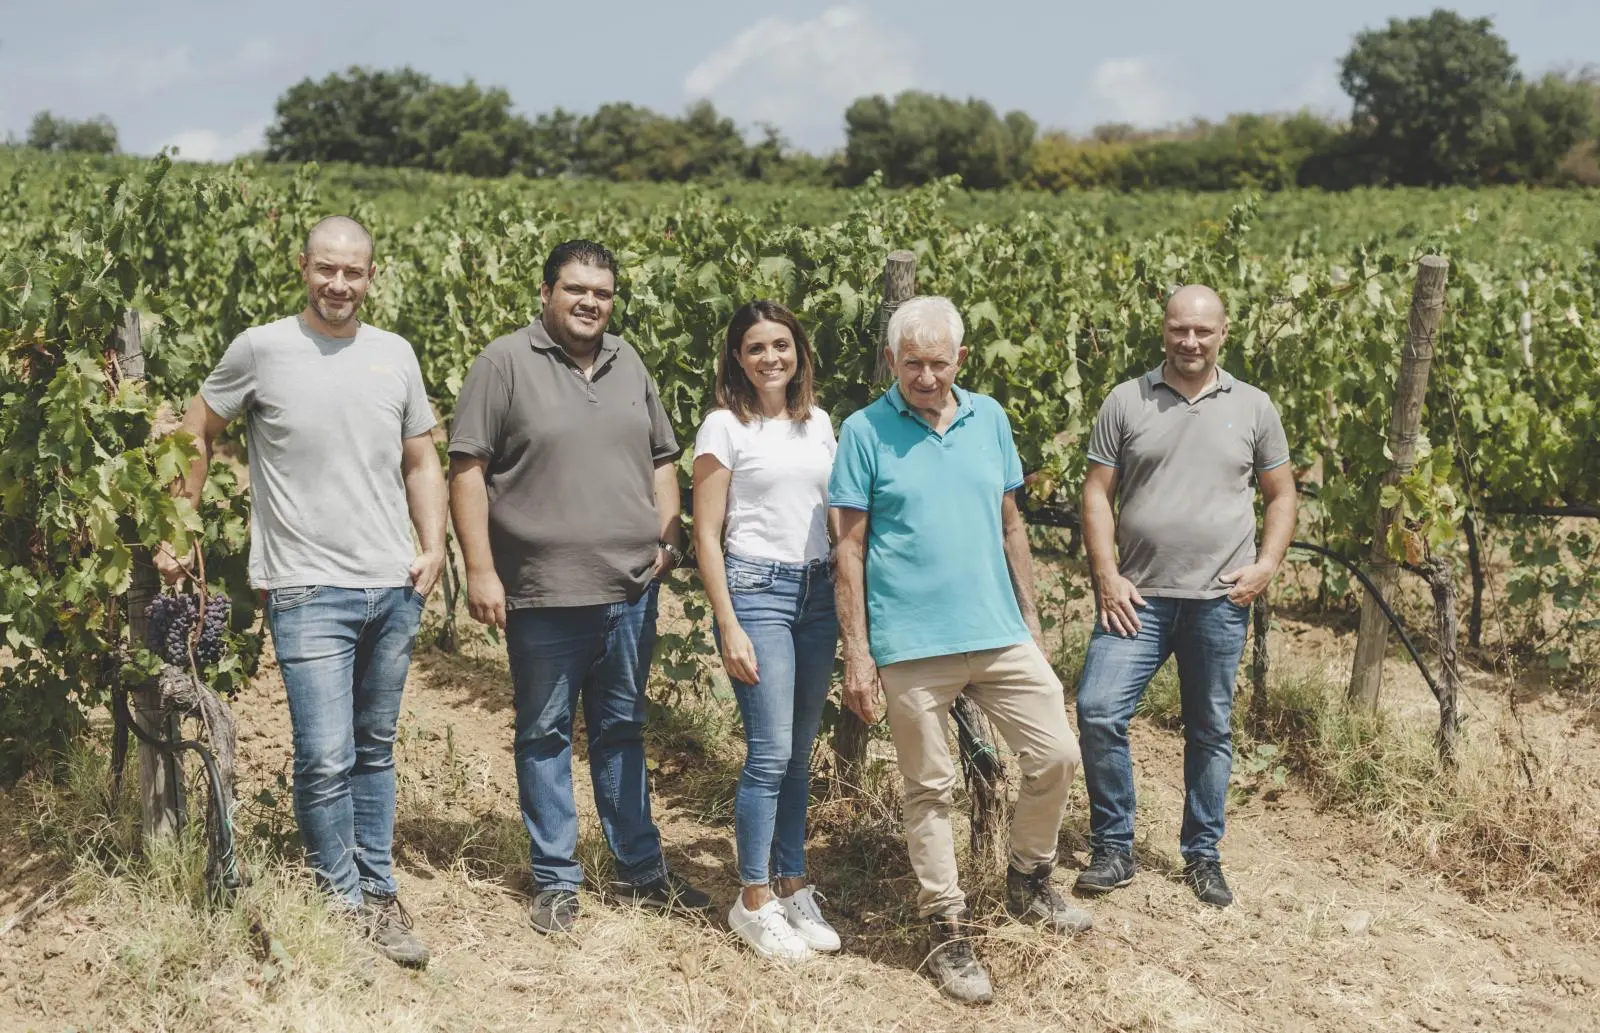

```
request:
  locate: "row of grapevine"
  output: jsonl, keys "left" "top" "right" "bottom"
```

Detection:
{"left": 2, "top": 157, "right": 1595, "bottom": 773}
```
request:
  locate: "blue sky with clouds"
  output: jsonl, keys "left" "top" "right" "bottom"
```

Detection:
{"left": 1, "top": 1, "right": 1594, "bottom": 160}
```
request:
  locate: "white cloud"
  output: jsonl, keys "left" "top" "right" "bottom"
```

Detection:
{"left": 157, "top": 119, "right": 269, "bottom": 163}
{"left": 37, "top": 38, "right": 283, "bottom": 98}
{"left": 1085, "top": 57, "right": 1173, "bottom": 128}
{"left": 682, "top": 5, "right": 916, "bottom": 150}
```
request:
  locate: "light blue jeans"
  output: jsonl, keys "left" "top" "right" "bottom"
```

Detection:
{"left": 716, "top": 554, "right": 839, "bottom": 885}
{"left": 504, "top": 583, "right": 666, "bottom": 892}
{"left": 1075, "top": 596, "right": 1250, "bottom": 863}
{"left": 267, "top": 585, "right": 425, "bottom": 906}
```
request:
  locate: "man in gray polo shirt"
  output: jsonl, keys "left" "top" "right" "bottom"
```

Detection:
{"left": 448, "top": 239, "right": 710, "bottom": 936}
{"left": 1073, "top": 284, "right": 1297, "bottom": 908}
{"left": 158, "top": 216, "right": 444, "bottom": 968}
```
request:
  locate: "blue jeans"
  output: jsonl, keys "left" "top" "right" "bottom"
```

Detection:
{"left": 716, "top": 555, "right": 839, "bottom": 885}
{"left": 505, "top": 583, "right": 665, "bottom": 892}
{"left": 267, "top": 585, "right": 424, "bottom": 906}
{"left": 1075, "top": 596, "right": 1250, "bottom": 862}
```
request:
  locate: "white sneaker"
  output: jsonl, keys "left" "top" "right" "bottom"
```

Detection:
{"left": 729, "top": 897, "right": 811, "bottom": 961}
{"left": 778, "top": 886, "right": 841, "bottom": 953}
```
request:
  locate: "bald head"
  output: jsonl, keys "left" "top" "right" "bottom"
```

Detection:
{"left": 304, "top": 215, "right": 374, "bottom": 264}
{"left": 1166, "top": 284, "right": 1226, "bottom": 324}
{"left": 1161, "top": 283, "right": 1228, "bottom": 390}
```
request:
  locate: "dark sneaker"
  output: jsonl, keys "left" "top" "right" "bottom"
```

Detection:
{"left": 613, "top": 870, "right": 713, "bottom": 915}
{"left": 1073, "top": 850, "right": 1135, "bottom": 896}
{"left": 925, "top": 910, "right": 992, "bottom": 1005}
{"left": 1184, "top": 858, "right": 1234, "bottom": 908}
{"left": 530, "top": 889, "right": 581, "bottom": 934}
{"left": 360, "top": 891, "right": 429, "bottom": 969}
{"left": 1006, "top": 863, "right": 1094, "bottom": 935}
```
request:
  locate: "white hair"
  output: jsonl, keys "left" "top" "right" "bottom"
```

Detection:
{"left": 886, "top": 295, "right": 964, "bottom": 359}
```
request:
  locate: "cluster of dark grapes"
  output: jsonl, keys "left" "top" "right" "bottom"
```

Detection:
{"left": 146, "top": 593, "right": 231, "bottom": 667}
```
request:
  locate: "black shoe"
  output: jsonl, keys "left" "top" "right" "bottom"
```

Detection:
{"left": 1006, "top": 863, "right": 1094, "bottom": 935}
{"left": 1073, "top": 850, "right": 1135, "bottom": 895}
{"left": 1184, "top": 858, "right": 1234, "bottom": 908}
{"left": 530, "top": 889, "right": 581, "bottom": 934}
{"left": 359, "top": 891, "right": 430, "bottom": 969}
{"left": 925, "top": 910, "right": 992, "bottom": 1005}
{"left": 613, "top": 870, "right": 713, "bottom": 915}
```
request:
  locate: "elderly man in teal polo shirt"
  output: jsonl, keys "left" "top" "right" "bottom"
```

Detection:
{"left": 831, "top": 295, "right": 1091, "bottom": 1006}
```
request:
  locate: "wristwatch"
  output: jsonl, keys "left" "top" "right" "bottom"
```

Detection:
{"left": 658, "top": 540, "right": 684, "bottom": 568}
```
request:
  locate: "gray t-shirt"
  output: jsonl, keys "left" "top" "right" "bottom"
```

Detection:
{"left": 1087, "top": 364, "right": 1289, "bottom": 599}
{"left": 201, "top": 315, "right": 436, "bottom": 590}
{"left": 447, "top": 322, "right": 679, "bottom": 609}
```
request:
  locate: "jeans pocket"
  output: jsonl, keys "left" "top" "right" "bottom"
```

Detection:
{"left": 270, "top": 585, "right": 322, "bottom": 612}
{"left": 728, "top": 568, "right": 777, "bottom": 594}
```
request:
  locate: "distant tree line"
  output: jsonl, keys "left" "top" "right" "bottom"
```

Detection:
{"left": 20, "top": 111, "right": 118, "bottom": 155}
{"left": 16, "top": 9, "right": 1599, "bottom": 190}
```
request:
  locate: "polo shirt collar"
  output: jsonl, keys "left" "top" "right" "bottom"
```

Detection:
{"left": 527, "top": 320, "right": 618, "bottom": 362}
{"left": 886, "top": 383, "right": 976, "bottom": 426}
{"left": 1145, "top": 362, "right": 1233, "bottom": 400}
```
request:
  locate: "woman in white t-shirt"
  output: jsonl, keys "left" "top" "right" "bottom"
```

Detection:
{"left": 693, "top": 300, "right": 841, "bottom": 962}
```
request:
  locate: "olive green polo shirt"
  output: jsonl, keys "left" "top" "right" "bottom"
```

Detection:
{"left": 448, "top": 321, "right": 679, "bottom": 608}
{"left": 1086, "top": 364, "right": 1289, "bottom": 599}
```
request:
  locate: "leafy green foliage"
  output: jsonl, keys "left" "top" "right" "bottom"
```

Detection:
{"left": 2, "top": 154, "right": 1596, "bottom": 774}
{"left": 1339, "top": 10, "right": 1520, "bottom": 185}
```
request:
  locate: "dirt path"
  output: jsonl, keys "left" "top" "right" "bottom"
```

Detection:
{"left": 4, "top": 606, "right": 1599, "bottom": 1032}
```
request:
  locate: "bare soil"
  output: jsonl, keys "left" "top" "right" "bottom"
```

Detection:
{"left": 3, "top": 582, "right": 1598, "bottom": 1032}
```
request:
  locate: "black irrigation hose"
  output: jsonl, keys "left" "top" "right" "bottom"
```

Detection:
{"left": 112, "top": 686, "right": 242, "bottom": 903}
{"left": 1286, "top": 539, "right": 1442, "bottom": 698}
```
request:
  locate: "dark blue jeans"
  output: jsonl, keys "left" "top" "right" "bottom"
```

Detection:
{"left": 505, "top": 583, "right": 665, "bottom": 892}
{"left": 267, "top": 585, "right": 425, "bottom": 906}
{"left": 1075, "top": 596, "right": 1250, "bottom": 862}
{"left": 716, "top": 555, "right": 839, "bottom": 885}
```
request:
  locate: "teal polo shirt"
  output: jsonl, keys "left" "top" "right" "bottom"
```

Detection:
{"left": 829, "top": 384, "right": 1029, "bottom": 667}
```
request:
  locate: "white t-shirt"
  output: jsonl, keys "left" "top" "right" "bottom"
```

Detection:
{"left": 694, "top": 407, "right": 836, "bottom": 564}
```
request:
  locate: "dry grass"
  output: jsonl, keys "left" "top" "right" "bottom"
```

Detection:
{"left": 1251, "top": 670, "right": 1600, "bottom": 913}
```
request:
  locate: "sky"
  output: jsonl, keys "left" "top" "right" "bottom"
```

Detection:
{"left": 1, "top": 1, "right": 1595, "bottom": 161}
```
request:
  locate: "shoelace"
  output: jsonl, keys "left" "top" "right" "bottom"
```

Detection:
{"left": 756, "top": 903, "right": 801, "bottom": 942}
{"left": 372, "top": 895, "right": 413, "bottom": 932}
{"left": 789, "top": 888, "right": 832, "bottom": 927}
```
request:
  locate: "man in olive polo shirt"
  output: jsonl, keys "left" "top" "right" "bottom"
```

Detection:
{"left": 448, "top": 239, "right": 710, "bottom": 936}
{"left": 1074, "top": 284, "right": 1297, "bottom": 908}
{"left": 831, "top": 295, "right": 1091, "bottom": 1006}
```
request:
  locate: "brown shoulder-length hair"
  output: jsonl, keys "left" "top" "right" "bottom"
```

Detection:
{"left": 715, "top": 300, "right": 818, "bottom": 424}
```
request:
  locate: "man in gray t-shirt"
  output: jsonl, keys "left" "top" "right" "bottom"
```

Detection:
{"left": 447, "top": 239, "right": 709, "bottom": 937}
{"left": 1073, "top": 285, "right": 1297, "bottom": 909}
{"left": 158, "top": 216, "right": 444, "bottom": 969}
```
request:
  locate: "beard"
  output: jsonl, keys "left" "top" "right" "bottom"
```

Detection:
{"left": 312, "top": 294, "right": 359, "bottom": 328}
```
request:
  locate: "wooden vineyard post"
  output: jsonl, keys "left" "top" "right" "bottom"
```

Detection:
{"left": 1249, "top": 596, "right": 1271, "bottom": 732}
{"left": 118, "top": 309, "right": 185, "bottom": 839}
{"left": 1348, "top": 256, "right": 1449, "bottom": 710}
{"left": 832, "top": 252, "right": 917, "bottom": 789}
{"left": 870, "top": 251, "right": 917, "bottom": 383}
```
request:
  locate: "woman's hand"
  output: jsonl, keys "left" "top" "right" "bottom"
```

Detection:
{"left": 721, "top": 621, "right": 760, "bottom": 685}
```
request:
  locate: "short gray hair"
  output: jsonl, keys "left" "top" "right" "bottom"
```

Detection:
{"left": 886, "top": 295, "right": 963, "bottom": 359}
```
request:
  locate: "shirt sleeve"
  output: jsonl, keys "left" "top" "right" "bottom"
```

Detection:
{"left": 199, "top": 331, "right": 256, "bottom": 421}
{"left": 693, "top": 410, "right": 737, "bottom": 469}
{"left": 818, "top": 409, "right": 838, "bottom": 460}
{"left": 828, "top": 417, "right": 874, "bottom": 511}
{"left": 1086, "top": 391, "right": 1124, "bottom": 468}
{"left": 400, "top": 345, "right": 437, "bottom": 439}
{"left": 447, "top": 352, "right": 509, "bottom": 461}
{"left": 995, "top": 402, "right": 1025, "bottom": 493}
{"left": 645, "top": 374, "right": 681, "bottom": 462}
{"left": 1254, "top": 395, "right": 1291, "bottom": 472}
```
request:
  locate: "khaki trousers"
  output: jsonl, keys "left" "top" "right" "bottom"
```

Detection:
{"left": 880, "top": 641, "right": 1081, "bottom": 918}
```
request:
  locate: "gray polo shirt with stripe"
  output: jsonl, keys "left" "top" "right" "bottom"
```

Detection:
{"left": 1087, "top": 363, "right": 1289, "bottom": 599}
{"left": 448, "top": 321, "right": 679, "bottom": 609}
